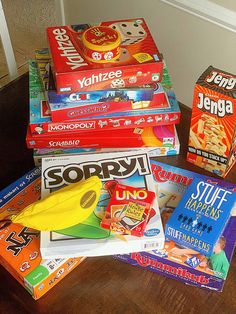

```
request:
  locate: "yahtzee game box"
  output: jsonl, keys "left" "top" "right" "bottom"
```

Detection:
{"left": 187, "top": 66, "right": 236, "bottom": 177}
{"left": 47, "top": 18, "right": 163, "bottom": 93}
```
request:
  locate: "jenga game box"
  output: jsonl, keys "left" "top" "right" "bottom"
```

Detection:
{"left": 0, "top": 168, "right": 85, "bottom": 299}
{"left": 47, "top": 18, "right": 163, "bottom": 93}
{"left": 187, "top": 66, "right": 236, "bottom": 177}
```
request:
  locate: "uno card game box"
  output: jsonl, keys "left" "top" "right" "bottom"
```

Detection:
{"left": 47, "top": 18, "right": 163, "bottom": 93}
{"left": 0, "top": 168, "right": 85, "bottom": 299}
{"left": 115, "top": 161, "right": 236, "bottom": 292}
{"left": 187, "top": 66, "right": 236, "bottom": 177}
{"left": 26, "top": 124, "right": 176, "bottom": 149}
{"left": 100, "top": 183, "right": 156, "bottom": 237}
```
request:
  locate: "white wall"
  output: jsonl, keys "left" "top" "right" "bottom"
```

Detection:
{"left": 63, "top": 0, "right": 236, "bottom": 108}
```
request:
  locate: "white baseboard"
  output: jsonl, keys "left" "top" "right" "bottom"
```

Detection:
{"left": 160, "top": 0, "right": 236, "bottom": 33}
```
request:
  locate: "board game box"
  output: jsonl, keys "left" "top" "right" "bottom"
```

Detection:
{"left": 35, "top": 48, "right": 51, "bottom": 92}
{"left": 26, "top": 124, "right": 176, "bottom": 149}
{"left": 29, "top": 61, "right": 180, "bottom": 135}
{"left": 32, "top": 127, "right": 180, "bottom": 165}
{"left": 187, "top": 66, "right": 236, "bottom": 178}
{"left": 48, "top": 83, "right": 165, "bottom": 122}
{"left": 40, "top": 151, "right": 165, "bottom": 259}
{"left": 48, "top": 61, "right": 155, "bottom": 108}
{"left": 0, "top": 168, "right": 85, "bottom": 299}
{"left": 115, "top": 161, "right": 236, "bottom": 292}
{"left": 100, "top": 183, "right": 156, "bottom": 237}
{"left": 165, "top": 178, "right": 235, "bottom": 256}
{"left": 47, "top": 18, "right": 163, "bottom": 93}
{"left": 0, "top": 168, "right": 41, "bottom": 222}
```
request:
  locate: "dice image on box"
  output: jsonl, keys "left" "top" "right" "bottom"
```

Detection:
{"left": 109, "top": 20, "right": 147, "bottom": 45}
{"left": 110, "top": 78, "right": 126, "bottom": 88}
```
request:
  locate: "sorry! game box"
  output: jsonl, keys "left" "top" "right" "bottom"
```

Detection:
{"left": 40, "top": 151, "right": 165, "bottom": 259}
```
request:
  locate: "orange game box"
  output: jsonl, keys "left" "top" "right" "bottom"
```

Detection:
{"left": 0, "top": 168, "right": 85, "bottom": 299}
{"left": 187, "top": 66, "right": 236, "bottom": 177}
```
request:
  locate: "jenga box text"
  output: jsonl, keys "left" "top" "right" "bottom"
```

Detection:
{"left": 187, "top": 66, "right": 236, "bottom": 177}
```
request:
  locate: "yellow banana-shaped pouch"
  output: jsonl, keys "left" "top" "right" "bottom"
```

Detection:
{"left": 10, "top": 176, "right": 102, "bottom": 231}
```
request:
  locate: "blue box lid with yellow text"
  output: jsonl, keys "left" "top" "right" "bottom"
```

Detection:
{"left": 165, "top": 178, "right": 236, "bottom": 256}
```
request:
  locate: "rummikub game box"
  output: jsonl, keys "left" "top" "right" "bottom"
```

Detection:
{"left": 115, "top": 161, "right": 236, "bottom": 292}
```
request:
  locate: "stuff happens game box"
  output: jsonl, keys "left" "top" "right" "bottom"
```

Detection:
{"left": 165, "top": 178, "right": 235, "bottom": 256}
{"left": 47, "top": 18, "right": 163, "bottom": 93}
{"left": 40, "top": 151, "right": 164, "bottom": 259}
{"left": 115, "top": 161, "right": 236, "bottom": 292}
{"left": 0, "top": 168, "right": 85, "bottom": 299}
{"left": 187, "top": 66, "right": 236, "bottom": 178}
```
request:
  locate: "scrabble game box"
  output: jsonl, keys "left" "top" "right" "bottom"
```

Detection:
{"left": 47, "top": 18, "right": 163, "bottom": 93}
{"left": 32, "top": 127, "right": 180, "bottom": 165}
{"left": 29, "top": 61, "right": 180, "bottom": 135}
{"left": 0, "top": 168, "right": 85, "bottom": 299}
{"left": 26, "top": 124, "right": 176, "bottom": 149}
{"left": 115, "top": 161, "right": 236, "bottom": 292}
{"left": 187, "top": 66, "right": 236, "bottom": 177}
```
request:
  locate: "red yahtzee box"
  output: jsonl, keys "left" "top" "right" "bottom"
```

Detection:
{"left": 47, "top": 18, "right": 163, "bottom": 93}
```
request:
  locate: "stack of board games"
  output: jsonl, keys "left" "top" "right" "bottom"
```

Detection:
{"left": 115, "top": 161, "right": 236, "bottom": 292}
{"left": 0, "top": 168, "right": 85, "bottom": 299}
{"left": 187, "top": 66, "right": 236, "bottom": 178}
{"left": 25, "top": 18, "right": 181, "bottom": 162}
